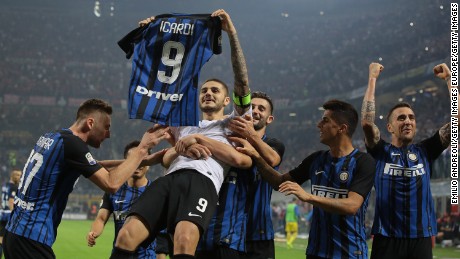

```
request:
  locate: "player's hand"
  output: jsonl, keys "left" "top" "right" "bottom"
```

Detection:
{"left": 140, "top": 124, "right": 169, "bottom": 149}
{"left": 228, "top": 115, "right": 257, "bottom": 141}
{"left": 183, "top": 143, "right": 212, "bottom": 160}
{"left": 369, "top": 63, "right": 384, "bottom": 79}
{"left": 228, "top": 136, "right": 259, "bottom": 158}
{"left": 278, "top": 181, "right": 311, "bottom": 202}
{"left": 139, "top": 16, "right": 155, "bottom": 27}
{"left": 433, "top": 63, "right": 451, "bottom": 80}
{"left": 164, "top": 129, "right": 175, "bottom": 146}
{"left": 211, "top": 9, "right": 236, "bottom": 34}
{"left": 175, "top": 135, "right": 199, "bottom": 154}
{"left": 87, "top": 231, "right": 99, "bottom": 247}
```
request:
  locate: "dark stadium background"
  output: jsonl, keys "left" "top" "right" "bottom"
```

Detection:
{"left": 0, "top": 0, "right": 453, "bottom": 234}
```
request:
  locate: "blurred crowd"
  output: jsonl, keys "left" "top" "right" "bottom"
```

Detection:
{"left": 436, "top": 213, "right": 460, "bottom": 248}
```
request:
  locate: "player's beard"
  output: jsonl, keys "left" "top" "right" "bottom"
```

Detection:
{"left": 253, "top": 117, "right": 266, "bottom": 131}
{"left": 200, "top": 102, "right": 224, "bottom": 114}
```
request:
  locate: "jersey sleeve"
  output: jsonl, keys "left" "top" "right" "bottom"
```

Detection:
{"left": 349, "top": 153, "right": 376, "bottom": 199}
{"left": 209, "top": 16, "right": 222, "bottom": 54}
{"left": 62, "top": 134, "right": 102, "bottom": 178}
{"left": 99, "top": 193, "right": 113, "bottom": 212}
{"left": 288, "top": 151, "right": 322, "bottom": 185}
{"left": 117, "top": 26, "right": 148, "bottom": 59}
{"left": 265, "top": 138, "right": 286, "bottom": 166}
{"left": 365, "top": 138, "right": 386, "bottom": 157}
{"left": 419, "top": 131, "right": 445, "bottom": 161}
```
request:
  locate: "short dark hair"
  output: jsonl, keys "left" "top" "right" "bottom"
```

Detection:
{"left": 252, "top": 91, "right": 274, "bottom": 114}
{"left": 76, "top": 99, "right": 112, "bottom": 121}
{"left": 387, "top": 102, "right": 412, "bottom": 122}
{"left": 203, "top": 78, "right": 229, "bottom": 96}
{"left": 322, "top": 99, "right": 358, "bottom": 137}
{"left": 123, "top": 140, "right": 151, "bottom": 158}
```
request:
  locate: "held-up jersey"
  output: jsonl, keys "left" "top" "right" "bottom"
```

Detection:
{"left": 289, "top": 149, "right": 375, "bottom": 259}
{"left": 6, "top": 129, "right": 102, "bottom": 247}
{"left": 246, "top": 137, "right": 285, "bottom": 241}
{"left": 368, "top": 131, "right": 445, "bottom": 238}
{"left": 118, "top": 13, "right": 222, "bottom": 126}
{"left": 100, "top": 182, "right": 156, "bottom": 258}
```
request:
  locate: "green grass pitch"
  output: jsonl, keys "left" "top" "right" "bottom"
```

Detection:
{"left": 53, "top": 220, "right": 460, "bottom": 258}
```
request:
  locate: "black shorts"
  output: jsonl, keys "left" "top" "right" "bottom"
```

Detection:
{"left": 240, "top": 240, "right": 275, "bottom": 259}
{"left": 3, "top": 231, "right": 55, "bottom": 259}
{"left": 196, "top": 245, "right": 241, "bottom": 259}
{"left": 370, "top": 234, "right": 433, "bottom": 259}
{"left": 130, "top": 170, "right": 218, "bottom": 244}
{"left": 155, "top": 232, "right": 173, "bottom": 255}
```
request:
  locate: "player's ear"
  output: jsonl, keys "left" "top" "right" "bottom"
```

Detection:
{"left": 339, "top": 124, "right": 347, "bottom": 134}
{"left": 386, "top": 123, "right": 393, "bottom": 133}
{"left": 224, "top": 96, "right": 230, "bottom": 106}
{"left": 266, "top": 115, "right": 274, "bottom": 125}
{"left": 86, "top": 117, "right": 95, "bottom": 130}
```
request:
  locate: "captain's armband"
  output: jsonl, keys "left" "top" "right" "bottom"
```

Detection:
{"left": 232, "top": 91, "right": 251, "bottom": 108}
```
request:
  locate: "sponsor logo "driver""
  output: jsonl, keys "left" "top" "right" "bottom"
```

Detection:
{"left": 136, "top": 85, "right": 184, "bottom": 102}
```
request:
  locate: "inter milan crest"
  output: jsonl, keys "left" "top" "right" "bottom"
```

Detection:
{"left": 407, "top": 152, "right": 418, "bottom": 162}
{"left": 339, "top": 171, "right": 349, "bottom": 183}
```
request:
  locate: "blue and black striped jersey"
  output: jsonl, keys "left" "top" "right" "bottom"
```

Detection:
{"left": 6, "top": 129, "right": 102, "bottom": 247}
{"left": 1, "top": 181, "right": 17, "bottom": 221}
{"left": 118, "top": 13, "right": 222, "bottom": 126}
{"left": 246, "top": 137, "right": 285, "bottom": 241}
{"left": 198, "top": 167, "right": 251, "bottom": 252}
{"left": 289, "top": 149, "right": 375, "bottom": 259}
{"left": 368, "top": 131, "right": 445, "bottom": 238}
{"left": 198, "top": 136, "right": 284, "bottom": 252}
{"left": 100, "top": 181, "right": 155, "bottom": 258}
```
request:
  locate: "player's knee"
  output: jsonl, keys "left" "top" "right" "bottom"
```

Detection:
{"left": 173, "top": 231, "right": 200, "bottom": 254}
{"left": 173, "top": 221, "right": 199, "bottom": 254}
{"left": 174, "top": 232, "right": 194, "bottom": 249}
{"left": 114, "top": 228, "right": 137, "bottom": 251}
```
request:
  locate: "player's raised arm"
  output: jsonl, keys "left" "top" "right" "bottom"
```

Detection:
{"left": 212, "top": 9, "right": 250, "bottom": 115}
{"left": 433, "top": 63, "right": 455, "bottom": 147}
{"left": 361, "top": 63, "right": 384, "bottom": 148}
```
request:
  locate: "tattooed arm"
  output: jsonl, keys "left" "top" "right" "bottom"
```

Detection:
{"left": 212, "top": 9, "right": 250, "bottom": 115}
{"left": 433, "top": 63, "right": 454, "bottom": 147}
{"left": 361, "top": 63, "right": 384, "bottom": 148}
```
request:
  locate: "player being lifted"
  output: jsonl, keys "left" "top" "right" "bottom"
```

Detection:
{"left": 111, "top": 9, "right": 254, "bottom": 259}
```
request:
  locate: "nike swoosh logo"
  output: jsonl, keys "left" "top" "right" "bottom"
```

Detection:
{"left": 114, "top": 200, "right": 125, "bottom": 204}
{"left": 315, "top": 170, "right": 325, "bottom": 175}
{"left": 391, "top": 152, "right": 400, "bottom": 156}
{"left": 188, "top": 212, "right": 202, "bottom": 218}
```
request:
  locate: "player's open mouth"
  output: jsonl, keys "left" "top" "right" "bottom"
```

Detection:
{"left": 202, "top": 97, "right": 215, "bottom": 103}
{"left": 402, "top": 128, "right": 412, "bottom": 133}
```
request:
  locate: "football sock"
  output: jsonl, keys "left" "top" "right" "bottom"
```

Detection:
{"left": 110, "top": 247, "right": 135, "bottom": 259}
{"left": 173, "top": 254, "right": 195, "bottom": 259}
